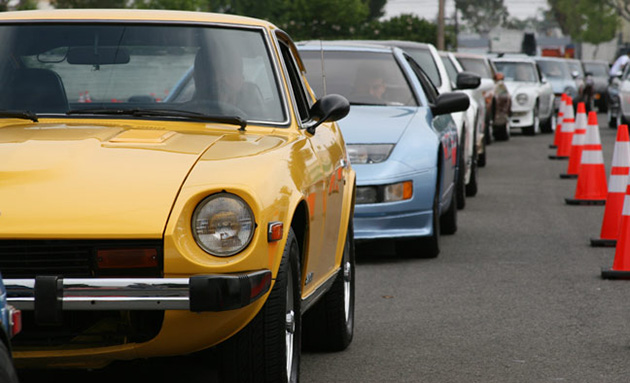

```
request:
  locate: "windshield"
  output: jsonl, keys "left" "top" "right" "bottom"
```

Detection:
{"left": 493, "top": 62, "right": 538, "bottom": 82}
{"left": 583, "top": 62, "right": 609, "bottom": 77}
{"left": 456, "top": 57, "right": 492, "bottom": 79}
{"left": 536, "top": 59, "right": 570, "bottom": 79}
{"left": 300, "top": 50, "right": 417, "bottom": 107}
{"left": 567, "top": 61, "right": 584, "bottom": 77}
{"left": 0, "top": 23, "right": 286, "bottom": 123}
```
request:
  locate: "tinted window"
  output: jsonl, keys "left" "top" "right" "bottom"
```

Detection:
{"left": 536, "top": 60, "right": 570, "bottom": 79}
{"left": 440, "top": 55, "right": 459, "bottom": 82}
{"left": 401, "top": 47, "right": 442, "bottom": 87}
{"left": 301, "top": 50, "right": 418, "bottom": 107}
{"left": 493, "top": 62, "right": 538, "bottom": 82}
{"left": 583, "top": 62, "right": 609, "bottom": 77}
{"left": 456, "top": 57, "right": 492, "bottom": 79}
{"left": 0, "top": 24, "right": 286, "bottom": 123}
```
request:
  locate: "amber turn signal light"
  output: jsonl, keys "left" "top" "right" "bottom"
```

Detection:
{"left": 268, "top": 222, "right": 284, "bottom": 242}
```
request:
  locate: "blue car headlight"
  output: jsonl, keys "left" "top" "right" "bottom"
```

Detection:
{"left": 356, "top": 181, "right": 412, "bottom": 204}
{"left": 347, "top": 144, "right": 394, "bottom": 164}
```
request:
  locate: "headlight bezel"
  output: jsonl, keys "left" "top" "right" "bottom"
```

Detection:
{"left": 515, "top": 93, "right": 529, "bottom": 105}
{"left": 191, "top": 192, "right": 256, "bottom": 257}
{"left": 346, "top": 144, "right": 395, "bottom": 165}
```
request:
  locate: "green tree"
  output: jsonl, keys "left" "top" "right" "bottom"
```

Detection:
{"left": 366, "top": 0, "right": 387, "bottom": 21}
{"left": 454, "top": 0, "right": 509, "bottom": 35}
{"left": 549, "top": 0, "right": 617, "bottom": 44}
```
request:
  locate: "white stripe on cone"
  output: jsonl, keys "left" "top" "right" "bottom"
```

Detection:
{"left": 610, "top": 175, "right": 628, "bottom": 193}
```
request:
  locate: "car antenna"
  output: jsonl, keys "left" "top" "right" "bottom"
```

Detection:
{"left": 320, "top": 40, "right": 327, "bottom": 95}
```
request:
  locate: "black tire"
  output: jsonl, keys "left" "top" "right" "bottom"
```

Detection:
{"left": 493, "top": 123, "right": 509, "bottom": 141}
{"left": 485, "top": 114, "right": 493, "bottom": 146}
{"left": 465, "top": 157, "right": 478, "bottom": 197}
{"left": 540, "top": 110, "right": 555, "bottom": 134}
{"left": 456, "top": 131, "right": 466, "bottom": 210}
{"left": 218, "top": 229, "right": 301, "bottom": 383}
{"left": 477, "top": 150, "right": 486, "bottom": 167}
{"left": 522, "top": 105, "right": 539, "bottom": 136}
{"left": 303, "top": 220, "right": 355, "bottom": 352}
{"left": 0, "top": 342, "right": 18, "bottom": 383}
{"left": 608, "top": 108, "right": 617, "bottom": 128}
{"left": 440, "top": 188, "right": 457, "bottom": 235}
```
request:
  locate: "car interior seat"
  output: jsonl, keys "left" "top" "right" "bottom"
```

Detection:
{"left": 2, "top": 68, "right": 69, "bottom": 113}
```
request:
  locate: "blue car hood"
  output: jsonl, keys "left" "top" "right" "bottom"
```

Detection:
{"left": 337, "top": 106, "right": 418, "bottom": 144}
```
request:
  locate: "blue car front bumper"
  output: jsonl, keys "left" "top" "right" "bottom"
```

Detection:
{"left": 353, "top": 167, "right": 437, "bottom": 241}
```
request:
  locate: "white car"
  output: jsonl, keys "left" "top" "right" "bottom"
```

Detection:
{"left": 440, "top": 51, "right": 485, "bottom": 196}
{"left": 492, "top": 57, "right": 555, "bottom": 136}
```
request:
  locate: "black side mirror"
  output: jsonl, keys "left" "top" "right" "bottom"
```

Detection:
{"left": 431, "top": 92, "right": 470, "bottom": 116}
{"left": 306, "top": 94, "right": 350, "bottom": 134}
{"left": 455, "top": 71, "right": 481, "bottom": 90}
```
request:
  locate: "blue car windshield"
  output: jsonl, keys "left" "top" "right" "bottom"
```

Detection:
{"left": 0, "top": 24, "right": 286, "bottom": 123}
{"left": 300, "top": 50, "right": 418, "bottom": 107}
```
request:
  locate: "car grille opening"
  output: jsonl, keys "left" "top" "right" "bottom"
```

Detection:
{"left": 0, "top": 239, "right": 165, "bottom": 348}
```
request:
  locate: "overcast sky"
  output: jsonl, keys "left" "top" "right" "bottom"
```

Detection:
{"left": 384, "top": 0, "right": 550, "bottom": 21}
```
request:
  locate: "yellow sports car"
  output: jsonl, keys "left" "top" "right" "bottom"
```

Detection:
{"left": 0, "top": 9, "right": 355, "bottom": 381}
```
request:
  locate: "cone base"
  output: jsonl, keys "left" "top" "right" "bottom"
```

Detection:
{"left": 565, "top": 198, "right": 606, "bottom": 205}
{"left": 548, "top": 155, "right": 569, "bottom": 160}
{"left": 549, "top": 144, "right": 557, "bottom": 149}
{"left": 590, "top": 238, "right": 617, "bottom": 247}
{"left": 601, "top": 269, "right": 630, "bottom": 280}
{"left": 559, "top": 173, "right": 578, "bottom": 179}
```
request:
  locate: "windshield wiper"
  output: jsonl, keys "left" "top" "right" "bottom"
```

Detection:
{"left": 0, "top": 110, "right": 39, "bottom": 122}
{"left": 67, "top": 108, "right": 247, "bottom": 130}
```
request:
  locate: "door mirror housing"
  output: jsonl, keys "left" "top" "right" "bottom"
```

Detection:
{"left": 455, "top": 71, "right": 481, "bottom": 90}
{"left": 431, "top": 92, "right": 470, "bottom": 116}
{"left": 306, "top": 94, "right": 350, "bottom": 134}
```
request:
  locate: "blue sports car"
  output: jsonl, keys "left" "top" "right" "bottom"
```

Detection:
{"left": 299, "top": 42, "right": 468, "bottom": 257}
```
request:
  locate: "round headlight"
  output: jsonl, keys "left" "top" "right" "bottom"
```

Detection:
{"left": 192, "top": 193, "right": 255, "bottom": 256}
{"left": 516, "top": 93, "right": 528, "bottom": 105}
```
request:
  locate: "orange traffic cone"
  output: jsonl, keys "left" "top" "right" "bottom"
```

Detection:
{"left": 549, "top": 96, "right": 574, "bottom": 160}
{"left": 549, "top": 93, "right": 566, "bottom": 149}
{"left": 560, "top": 102, "right": 587, "bottom": 179}
{"left": 592, "top": 125, "right": 630, "bottom": 247}
{"left": 566, "top": 112, "right": 607, "bottom": 205}
{"left": 602, "top": 169, "right": 630, "bottom": 278}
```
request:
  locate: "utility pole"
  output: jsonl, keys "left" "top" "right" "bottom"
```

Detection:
{"left": 437, "top": 0, "right": 445, "bottom": 50}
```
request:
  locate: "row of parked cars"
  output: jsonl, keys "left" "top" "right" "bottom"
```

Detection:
{"left": 0, "top": 8, "right": 620, "bottom": 383}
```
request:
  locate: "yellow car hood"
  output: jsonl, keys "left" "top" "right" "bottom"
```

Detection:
{"left": 0, "top": 121, "right": 283, "bottom": 238}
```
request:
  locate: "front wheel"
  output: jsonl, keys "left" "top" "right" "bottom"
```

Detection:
{"left": 303, "top": 220, "right": 355, "bottom": 351}
{"left": 218, "top": 229, "right": 301, "bottom": 383}
{"left": 608, "top": 108, "right": 617, "bottom": 128}
{"left": 440, "top": 188, "right": 458, "bottom": 235}
{"left": 522, "top": 105, "right": 540, "bottom": 136}
{"left": 456, "top": 132, "right": 466, "bottom": 210}
{"left": 540, "top": 111, "right": 555, "bottom": 134}
{"left": 0, "top": 342, "right": 18, "bottom": 383}
{"left": 493, "top": 122, "right": 510, "bottom": 141}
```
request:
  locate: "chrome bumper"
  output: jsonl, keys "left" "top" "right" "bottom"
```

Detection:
{"left": 5, "top": 271, "right": 271, "bottom": 324}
